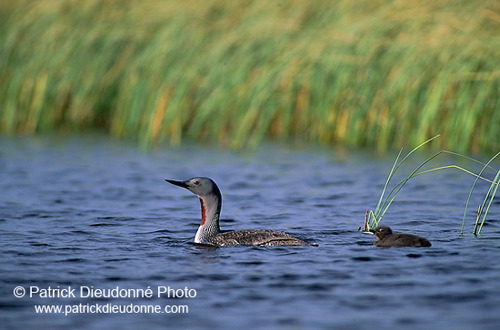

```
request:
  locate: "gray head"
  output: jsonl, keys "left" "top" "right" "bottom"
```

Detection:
{"left": 370, "top": 225, "right": 393, "bottom": 239}
{"left": 166, "top": 177, "right": 221, "bottom": 198}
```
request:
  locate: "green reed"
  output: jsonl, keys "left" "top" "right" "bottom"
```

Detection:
{"left": 363, "top": 136, "right": 499, "bottom": 235}
{"left": 467, "top": 152, "right": 500, "bottom": 235}
{"left": 0, "top": 0, "right": 498, "bottom": 152}
{"left": 364, "top": 136, "right": 441, "bottom": 230}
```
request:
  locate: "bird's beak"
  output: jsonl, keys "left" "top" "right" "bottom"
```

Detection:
{"left": 165, "top": 179, "right": 188, "bottom": 188}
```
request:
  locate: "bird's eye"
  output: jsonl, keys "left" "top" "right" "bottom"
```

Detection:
{"left": 194, "top": 180, "right": 199, "bottom": 185}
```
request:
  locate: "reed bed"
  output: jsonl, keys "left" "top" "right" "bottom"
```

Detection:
{"left": 0, "top": 0, "right": 499, "bottom": 151}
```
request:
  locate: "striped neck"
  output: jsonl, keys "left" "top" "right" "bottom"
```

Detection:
{"left": 194, "top": 194, "right": 221, "bottom": 243}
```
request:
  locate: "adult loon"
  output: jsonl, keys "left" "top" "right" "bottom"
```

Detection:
{"left": 166, "top": 177, "right": 315, "bottom": 247}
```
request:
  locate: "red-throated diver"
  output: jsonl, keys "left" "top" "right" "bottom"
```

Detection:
{"left": 370, "top": 225, "right": 431, "bottom": 247}
{"left": 166, "top": 177, "right": 315, "bottom": 246}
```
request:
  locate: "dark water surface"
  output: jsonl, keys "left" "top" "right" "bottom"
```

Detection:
{"left": 1, "top": 135, "right": 499, "bottom": 329}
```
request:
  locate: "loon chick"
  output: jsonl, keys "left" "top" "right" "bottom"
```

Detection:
{"left": 166, "top": 177, "right": 315, "bottom": 247}
{"left": 371, "top": 225, "right": 431, "bottom": 247}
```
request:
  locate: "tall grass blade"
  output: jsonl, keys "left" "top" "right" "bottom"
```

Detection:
{"left": 461, "top": 152, "right": 500, "bottom": 234}
{"left": 367, "top": 135, "right": 440, "bottom": 229}
{"left": 474, "top": 169, "right": 500, "bottom": 236}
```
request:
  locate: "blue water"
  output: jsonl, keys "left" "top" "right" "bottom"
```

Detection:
{"left": 1, "top": 135, "right": 499, "bottom": 329}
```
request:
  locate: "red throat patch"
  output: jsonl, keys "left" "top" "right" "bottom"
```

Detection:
{"left": 198, "top": 197, "right": 206, "bottom": 226}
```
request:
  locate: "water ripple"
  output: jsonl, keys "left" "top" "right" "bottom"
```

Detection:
{"left": 1, "top": 136, "right": 499, "bottom": 329}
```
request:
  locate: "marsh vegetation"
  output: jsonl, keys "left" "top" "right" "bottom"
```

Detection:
{"left": 1, "top": 0, "right": 498, "bottom": 152}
